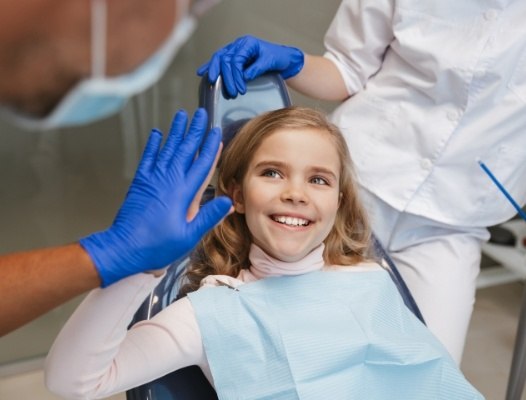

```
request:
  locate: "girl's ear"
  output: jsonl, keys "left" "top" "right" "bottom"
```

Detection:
{"left": 231, "top": 181, "right": 246, "bottom": 214}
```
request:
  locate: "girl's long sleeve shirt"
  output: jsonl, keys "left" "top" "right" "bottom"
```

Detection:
{"left": 45, "top": 244, "right": 380, "bottom": 399}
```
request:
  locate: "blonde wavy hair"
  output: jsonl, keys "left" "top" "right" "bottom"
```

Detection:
{"left": 181, "top": 106, "right": 371, "bottom": 295}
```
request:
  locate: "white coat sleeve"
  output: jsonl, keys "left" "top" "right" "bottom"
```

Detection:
{"left": 323, "top": 0, "right": 395, "bottom": 95}
{"left": 45, "top": 274, "right": 206, "bottom": 400}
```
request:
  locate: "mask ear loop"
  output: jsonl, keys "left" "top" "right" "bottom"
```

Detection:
{"left": 91, "top": 0, "right": 107, "bottom": 79}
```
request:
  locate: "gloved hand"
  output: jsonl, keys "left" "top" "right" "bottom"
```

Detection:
{"left": 197, "top": 35, "right": 304, "bottom": 98}
{"left": 80, "top": 108, "right": 232, "bottom": 287}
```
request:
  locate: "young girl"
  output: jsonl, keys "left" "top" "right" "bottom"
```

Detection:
{"left": 45, "top": 107, "right": 482, "bottom": 399}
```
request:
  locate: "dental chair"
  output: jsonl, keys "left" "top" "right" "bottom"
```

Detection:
{"left": 126, "top": 73, "right": 423, "bottom": 400}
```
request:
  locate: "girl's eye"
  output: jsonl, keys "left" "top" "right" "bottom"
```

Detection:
{"left": 311, "top": 176, "right": 329, "bottom": 185}
{"left": 262, "top": 169, "right": 281, "bottom": 179}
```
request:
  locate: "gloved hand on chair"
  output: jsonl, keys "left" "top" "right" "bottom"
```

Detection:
{"left": 80, "top": 109, "right": 233, "bottom": 287}
{"left": 197, "top": 35, "right": 304, "bottom": 98}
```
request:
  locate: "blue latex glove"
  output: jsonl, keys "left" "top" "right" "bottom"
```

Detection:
{"left": 197, "top": 35, "right": 304, "bottom": 98}
{"left": 80, "top": 109, "right": 232, "bottom": 287}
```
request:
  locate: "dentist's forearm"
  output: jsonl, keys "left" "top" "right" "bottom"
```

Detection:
{"left": 0, "top": 243, "right": 101, "bottom": 336}
{"left": 287, "top": 54, "right": 350, "bottom": 101}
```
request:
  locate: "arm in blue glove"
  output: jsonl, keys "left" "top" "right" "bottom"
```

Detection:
{"left": 80, "top": 108, "right": 233, "bottom": 287}
{"left": 197, "top": 35, "right": 304, "bottom": 98}
{"left": 0, "top": 108, "right": 232, "bottom": 336}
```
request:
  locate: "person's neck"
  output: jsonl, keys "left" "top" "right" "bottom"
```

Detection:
{"left": 248, "top": 244, "right": 325, "bottom": 280}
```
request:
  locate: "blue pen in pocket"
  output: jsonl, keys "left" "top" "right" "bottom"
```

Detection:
{"left": 478, "top": 160, "right": 526, "bottom": 222}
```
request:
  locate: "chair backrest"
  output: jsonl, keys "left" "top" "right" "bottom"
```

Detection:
{"left": 199, "top": 72, "right": 292, "bottom": 147}
{"left": 126, "top": 72, "right": 424, "bottom": 400}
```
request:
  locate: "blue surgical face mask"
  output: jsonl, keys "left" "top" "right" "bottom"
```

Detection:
{"left": 0, "top": 0, "right": 195, "bottom": 131}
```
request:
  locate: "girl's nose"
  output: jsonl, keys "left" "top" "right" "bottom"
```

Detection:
{"left": 281, "top": 182, "right": 308, "bottom": 204}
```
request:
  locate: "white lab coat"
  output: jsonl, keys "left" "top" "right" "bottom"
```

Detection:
{"left": 324, "top": 0, "right": 526, "bottom": 227}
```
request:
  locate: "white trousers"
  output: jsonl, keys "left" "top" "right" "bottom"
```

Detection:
{"left": 360, "top": 189, "right": 489, "bottom": 365}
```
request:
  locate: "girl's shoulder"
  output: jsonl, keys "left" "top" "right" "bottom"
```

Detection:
{"left": 324, "top": 261, "right": 384, "bottom": 273}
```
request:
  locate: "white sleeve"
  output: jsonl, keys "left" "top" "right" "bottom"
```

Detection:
{"left": 323, "top": 0, "right": 395, "bottom": 95}
{"left": 45, "top": 274, "right": 206, "bottom": 400}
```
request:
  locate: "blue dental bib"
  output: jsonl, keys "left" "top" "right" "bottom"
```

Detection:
{"left": 188, "top": 270, "right": 482, "bottom": 400}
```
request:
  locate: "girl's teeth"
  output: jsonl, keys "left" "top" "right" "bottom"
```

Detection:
{"left": 274, "top": 216, "right": 309, "bottom": 226}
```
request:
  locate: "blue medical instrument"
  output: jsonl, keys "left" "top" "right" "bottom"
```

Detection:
{"left": 478, "top": 160, "right": 526, "bottom": 222}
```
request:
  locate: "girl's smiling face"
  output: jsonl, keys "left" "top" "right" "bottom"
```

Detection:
{"left": 232, "top": 127, "right": 341, "bottom": 262}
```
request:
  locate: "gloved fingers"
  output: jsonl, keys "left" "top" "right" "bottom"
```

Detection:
{"left": 172, "top": 108, "right": 209, "bottom": 175}
{"left": 227, "top": 36, "right": 266, "bottom": 95}
{"left": 198, "top": 37, "right": 263, "bottom": 96}
{"left": 232, "top": 65, "right": 247, "bottom": 96}
{"left": 202, "top": 45, "right": 231, "bottom": 83}
{"left": 157, "top": 110, "right": 188, "bottom": 170}
{"left": 232, "top": 36, "right": 271, "bottom": 81}
{"left": 184, "top": 126, "right": 222, "bottom": 199}
{"left": 136, "top": 129, "right": 163, "bottom": 175}
{"left": 187, "top": 196, "right": 233, "bottom": 235}
{"left": 228, "top": 36, "right": 261, "bottom": 93}
{"left": 220, "top": 55, "right": 243, "bottom": 98}
{"left": 196, "top": 61, "right": 211, "bottom": 77}
{"left": 206, "top": 53, "right": 221, "bottom": 83}
{"left": 244, "top": 58, "right": 272, "bottom": 81}
{"left": 230, "top": 52, "right": 252, "bottom": 95}
{"left": 199, "top": 54, "right": 242, "bottom": 96}
{"left": 186, "top": 135, "right": 222, "bottom": 221}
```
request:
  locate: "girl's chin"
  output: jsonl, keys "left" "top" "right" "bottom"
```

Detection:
{"left": 267, "top": 249, "right": 310, "bottom": 263}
